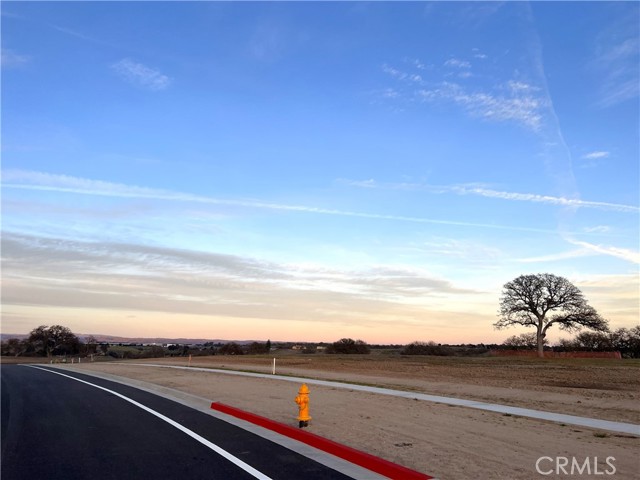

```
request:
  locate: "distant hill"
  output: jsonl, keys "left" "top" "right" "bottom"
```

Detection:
{"left": 80, "top": 334, "right": 232, "bottom": 344}
{"left": 0, "top": 334, "right": 28, "bottom": 341}
{"left": 0, "top": 333, "right": 252, "bottom": 345}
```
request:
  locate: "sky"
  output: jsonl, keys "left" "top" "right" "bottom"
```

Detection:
{"left": 1, "top": 1, "right": 638, "bottom": 345}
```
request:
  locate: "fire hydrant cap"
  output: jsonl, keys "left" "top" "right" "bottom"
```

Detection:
{"left": 298, "top": 384, "right": 310, "bottom": 394}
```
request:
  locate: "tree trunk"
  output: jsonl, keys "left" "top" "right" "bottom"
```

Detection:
{"left": 537, "top": 329, "right": 545, "bottom": 358}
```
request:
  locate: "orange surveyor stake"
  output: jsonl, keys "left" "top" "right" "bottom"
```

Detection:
{"left": 294, "top": 383, "right": 311, "bottom": 428}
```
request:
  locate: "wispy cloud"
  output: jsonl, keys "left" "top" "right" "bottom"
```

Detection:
{"left": 111, "top": 58, "right": 171, "bottom": 91}
{"left": 381, "top": 60, "right": 544, "bottom": 130}
{"left": 404, "top": 57, "right": 427, "bottom": 70}
{"left": 451, "top": 185, "right": 638, "bottom": 213}
{"left": 444, "top": 58, "right": 471, "bottom": 69}
{"left": 580, "top": 150, "right": 611, "bottom": 168}
{"left": 1, "top": 232, "right": 477, "bottom": 327}
{"left": 1, "top": 49, "right": 30, "bottom": 68}
{"left": 566, "top": 238, "right": 640, "bottom": 264}
{"left": 443, "top": 57, "right": 473, "bottom": 79}
{"left": 419, "top": 81, "right": 543, "bottom": 129}
{"left": 339, "top": 178, "right": 639, "bottom": 213}
{"left": 53, "top": 25, "right": 100, "bottom": 43}
{"left": 50, "top": 24, "right": 133, "bottom": 52}
{"left": 249, "top": 23, "right": 285, "bottom": 62}
{"left": 381, "top": 64, "right": 423, "bottom": 84}
{"left": 415, "top": 238, "right": 502, "bottom": 263}
{"left": 2, "top": 170, "right": 560, "bottom": 234}
{"left": 473, "top": 50, "right": 488, "bottom": 60}
{"left": 593, "top": 16, "right": 639, "bottom": 107}
{"left": 582, "top": 151, "right": 610, "bottom": 160}
{"left": 583, "top": 225, "right": 610, "bottom": 234}
{"left": 573, "top": 274, "right": 639, "bottom": 326}
{"left": 517, "top": 237, "right": 639, "bottom": 271}
{"left": 517, "top": 248, "right": 593, "bottom": 264}
{"left": 518, "top": 243, "right": 640, "bottom": 271}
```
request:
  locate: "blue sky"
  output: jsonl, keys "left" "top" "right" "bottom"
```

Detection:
{"left": 2, "top": 2, "right": 638, "bottom": 344}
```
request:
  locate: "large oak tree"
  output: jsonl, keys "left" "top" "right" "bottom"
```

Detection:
{"left": 495, "top": 273, "right": 608, "bottom": 357}
{"left": 27, "top": 325, "right": 81, "bottom": 357}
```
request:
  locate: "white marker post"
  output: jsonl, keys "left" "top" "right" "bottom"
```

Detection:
{"left": 272, "top": 358, "right": 276, "bottom": 375}
{"left": 188, "top": 354, "right": 192, "bottom": 367}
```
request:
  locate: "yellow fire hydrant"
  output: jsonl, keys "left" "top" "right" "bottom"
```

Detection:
{"left": 294, "top": 383, "right": 311, "bottom": 428}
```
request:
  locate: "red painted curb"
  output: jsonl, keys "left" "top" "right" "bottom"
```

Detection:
{"left": 211, "top": 402, "right": 433, "bottom": 480}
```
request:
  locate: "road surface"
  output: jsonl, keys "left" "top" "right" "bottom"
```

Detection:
{"left": 1, "top": 365, "right": 366, "bottom": 480}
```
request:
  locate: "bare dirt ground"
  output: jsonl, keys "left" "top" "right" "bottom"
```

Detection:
{"left": 33, "top": 354, "right": 640, "bottom": 479}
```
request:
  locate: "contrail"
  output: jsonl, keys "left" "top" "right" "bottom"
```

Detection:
{"left": 3, "top": 182, "right": 557, "bottom": 235}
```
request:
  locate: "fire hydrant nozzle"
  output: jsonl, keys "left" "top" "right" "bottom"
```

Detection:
{"left": 294, "top": 383, "right": 311, "bottom": 428}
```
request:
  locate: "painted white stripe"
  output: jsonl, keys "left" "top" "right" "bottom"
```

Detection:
{"left": 27, "top": 365, "right": 272, "bottom": 480}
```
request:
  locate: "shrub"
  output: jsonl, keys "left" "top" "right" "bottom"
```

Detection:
{"left": 218, "top": 342, "right": 244, "bottom": 355}
{"left": 501, "top": 332, "right": 546, "bottom": 349}
{"left": 246, "top": 341, "right": 269, "bottom": 354}
{"left": 326, "top": 338, "right": 370, "bottom": 354}
{"left": 140, "top": 345, "right": 165, "bottom": 358}
{"left": 401, "top": 341, "right": 454, "bottom": 356}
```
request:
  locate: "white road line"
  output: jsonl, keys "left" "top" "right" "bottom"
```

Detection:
{"left": 26, "top": 365, "right": 273, "bottom": 480}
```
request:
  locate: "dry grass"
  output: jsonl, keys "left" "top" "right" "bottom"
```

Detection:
{"left": 135, "top": 352, "right": 640, "bottom": 397}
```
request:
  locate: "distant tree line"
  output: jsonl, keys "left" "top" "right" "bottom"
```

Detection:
{"left": 0, "top": 327, "right": 278, "bottom": 359}
{"left": 216, "top": 340, "right": 272, "bottom": 355}
{"left": 400, "top": 341, "right": 490, "bottom": 356}
{"left": 402, "top": 341, "right": 455, "bottom": 356}
{"left": 4, "top": 325, "right": 637, "bottom": 360}
{"left": 499, "top": 327, "right": 640, "bottom": 358}
{"left": 558, "top": 327, "right": 640, "bottom": 358}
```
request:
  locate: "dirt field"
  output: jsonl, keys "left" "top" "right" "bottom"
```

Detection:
{"left": 20, "top": 354, "right": 640, "bottom": 479}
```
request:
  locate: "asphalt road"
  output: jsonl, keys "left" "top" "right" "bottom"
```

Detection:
{"left": 1, "top": 365, "right": 357, "bottom": 480}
